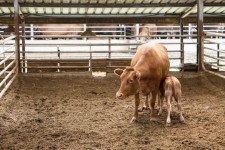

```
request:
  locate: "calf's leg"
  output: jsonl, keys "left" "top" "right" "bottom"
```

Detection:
{"left": 175, "top": 94, "right": 185, "bottom": 122}
{"left": 166, "top": 96, "right": 172, "bottom": 125}
{"left": 158, "top": 94, "right": 163, "bottom": 116}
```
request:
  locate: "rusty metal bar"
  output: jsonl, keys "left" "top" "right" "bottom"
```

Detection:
{"left": 197, "top": 0, "right": 204, "bottom": 72}
{"left": 180, "top": 19, "right": 184, "bottom": 73}
{"left": 217, "top": 43, "right": 220, "bottom": 71}
{"left": 22, "top": 21, "right": 26, "bottom": 73}
{"left": 14, "top": 0, "right": 20, "bottom": 73}
{"left": 57, "top": 46, "right": 61, "bottom": 73}
{"left": 108, "top": 37, "right": 112, "bottom": 67}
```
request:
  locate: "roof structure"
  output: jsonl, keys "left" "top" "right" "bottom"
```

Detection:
{"left": 0, "top": 0, "right": 225, "bottom": 24}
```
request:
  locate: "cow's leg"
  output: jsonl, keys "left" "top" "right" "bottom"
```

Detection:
{"left": 166, "top": 96, "right": 172, "bottom": 125}
{"left": 143, "top": 95, "right": 150, "bottom": 110}
{"left": 150, "top": 91, "right": 157, "bottom": 121}
{"left": 158, "top": 94, "right": 163, "bottom": 116}
{"left": 138, "top": 95, "right": 149, "bottom": 112}
{"left": 130, "top": 93, "right": 140, "bottom": 123}
{"left": 175, "top": 94, "right": 185, "bottom": 123}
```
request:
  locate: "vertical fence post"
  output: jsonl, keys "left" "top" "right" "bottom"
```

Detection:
{"left": 89, "top": 42, "right": 92, "bottom": 74}
{"left": 57, "top": 45, "right": 60, "bottom": 73}
{"left": 14, "top": 0, "right": 20, "bottom": 73}
{"left": 217, "top": 43, "right": 220, "bottom": 71}
{"left": 30, "top": 24, "right": 34, "bottom": 40}
{"left": 197, "top": 0, "right": 204, "bottom": 72}
{"left": 180, "top": 19, "right": 184, "bottom": 73}
{"left": 22, "top": 21, "right": 26, "bottom": 73}
{"left": 108, "top": 37, "right": 111, "bottom": 67}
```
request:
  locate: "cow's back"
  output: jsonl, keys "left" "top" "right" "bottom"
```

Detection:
{"left": 131, "top": 42, "right": 170, "bottom": 80}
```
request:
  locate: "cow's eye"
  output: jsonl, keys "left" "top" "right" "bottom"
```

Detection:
{"left": 128, "top": 79, "right": 133, "bottom": 83}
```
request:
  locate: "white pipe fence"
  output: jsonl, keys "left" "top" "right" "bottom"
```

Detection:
{"left": 0, "top": 35, "right": 17, "bottom": 99}
{"left": 14, "top": 34, "right": 199, "bottom": 73}
{"left": 203, "top": 31, "right": 225, "bottom": 79}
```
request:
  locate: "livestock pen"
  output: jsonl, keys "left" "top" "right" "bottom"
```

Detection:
{"left": 0, "top": 31, "right": 225, "bottom": 149}
{"left": 1, "top": 0, "right": 225, "bottom": 149}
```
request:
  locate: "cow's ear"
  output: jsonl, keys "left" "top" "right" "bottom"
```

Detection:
{"left": 135, "top": 71, "right": 141, "bottom": 80}
{"left": 114, "top": 69, "right": 123, "bottom": 76}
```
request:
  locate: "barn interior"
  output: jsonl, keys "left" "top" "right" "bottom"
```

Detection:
{"left": 0, "top": 1, "right": 225, "bottom": 149}
{"left": 0, "top": 0, "right": 224, "bottom": 97}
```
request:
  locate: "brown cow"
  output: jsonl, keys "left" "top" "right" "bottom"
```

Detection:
{"left": 35, "top": 24, "right": 83, "bottom": 39}
{"left": 114, "top": 42, "right": 170, "bottom": 123}
{"left": 158, "top": 75, "right": 185, "bottom": 126}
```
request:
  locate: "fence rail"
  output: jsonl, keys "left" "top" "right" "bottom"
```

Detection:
{"left": 203, "top": 32, "right": 225, "bottom": 79}
{"left": 0, "top": 35, "right": 17, "bottom": 98}
{"left": 4, "top": 34, "right": 200, "bottom": 73}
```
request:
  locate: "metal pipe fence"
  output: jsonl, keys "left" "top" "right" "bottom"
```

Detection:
{"left": 203, "top": 32, "right": 225, "bottom": 79}
{"left": 15, "top": 34, "right": 198, "bottom": 74}
{"left": 0, "top": 35, "right": 17, "bottom": 98}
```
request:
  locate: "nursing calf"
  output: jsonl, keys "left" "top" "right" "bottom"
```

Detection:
{"left": 114, "top": 42, "right": 170, "bottom": 123}
{"left": 158, "top": 76, "right": 185, "bottom": 125}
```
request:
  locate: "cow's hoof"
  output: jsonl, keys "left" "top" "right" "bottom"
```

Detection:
{"left": 150, "top": 117, "right": 157, "bottom": 121}
{"left": 138, "top": 107, "right": 144, "bottom": 112}
{"left": 138, "top": 106, "right": 149, "bottom": 112}
{"left": 158, "top": 110, "right": 162, "bottom": 116}
{"left": 166, "top": 123, "right": 172, "bottom": 127}
{"left": 180, "top": 116, "right": 185, "bottom": 123}
{"left": 142, "top": 106, "right": 149, "bottom": 110}
{"left": 130, "top": 117, "right": 137, "bottom": 123}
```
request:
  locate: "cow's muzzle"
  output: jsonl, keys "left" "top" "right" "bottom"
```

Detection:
{"left": 116, "top": 92, "right": 124, "bottom": 99}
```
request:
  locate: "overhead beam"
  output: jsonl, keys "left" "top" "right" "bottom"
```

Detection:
{"left": 0, "top": 3, "right": 196, "bottom": 8}
{"left": 181, "top": 4, "right": 197, "bottom": 19}
{"left": 1, "top": 2, "right": 225, "bottom": 8}
{"left": 1, "top": 16, "right": 225, "bottom": 24}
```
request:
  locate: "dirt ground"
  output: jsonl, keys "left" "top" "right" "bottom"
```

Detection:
{"left": 0, "top": 72, "right": 225, "bottom": 150}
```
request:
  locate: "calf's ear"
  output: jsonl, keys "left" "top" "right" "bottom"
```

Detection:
{"left": 114, "top": 69, "right": 123, "bottom": 76}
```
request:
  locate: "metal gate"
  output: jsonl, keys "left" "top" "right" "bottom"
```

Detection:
{"left": 203, "top": 32, "right": 225, "bottom": 78}
{"left": 0, "top": 35, "right": 17, "bottom": 98}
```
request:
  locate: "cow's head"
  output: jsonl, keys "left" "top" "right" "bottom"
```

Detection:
{"left": 114, "top": 67, "right": 141, "bottom": 99}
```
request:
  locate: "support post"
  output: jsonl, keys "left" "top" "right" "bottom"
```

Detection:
{"left": 14, "top": 0, "right": 21, "bottom": 73}
{"left": 180, "top": 19, "right": 184, "bottom": 73}
{"left": 197, "top": 0, "right": 204, "bottom": 72}
{"left": 217, "top": 43, "right": 220, "bottom": 71}
{"left": 108, "top": 37, "right": 111, "bottom": 67}
{"left": 22, "top": 21, "right": 26, "bottom": 73}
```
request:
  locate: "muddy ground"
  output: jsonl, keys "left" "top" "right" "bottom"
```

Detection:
{"left": 0, "top": 72, "right": 225, "bottom": 150}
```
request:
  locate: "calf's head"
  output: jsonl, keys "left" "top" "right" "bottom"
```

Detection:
{"left": 114, "top": 67, "right": 140, "bottom": 99}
